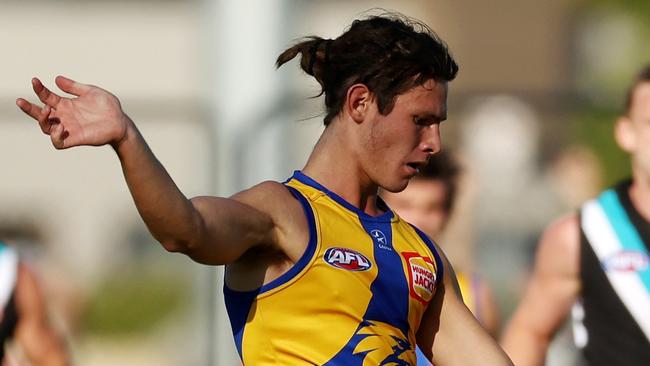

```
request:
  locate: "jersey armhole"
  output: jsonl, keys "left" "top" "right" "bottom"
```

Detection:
{"left": 409, "top": 224, "right": 444, "bottom": 287}
{"left": 254, "top": 184, "right": 318, "bottom": 295}
{"left": 222, "top": 184, "right": 319, "bottom": 360}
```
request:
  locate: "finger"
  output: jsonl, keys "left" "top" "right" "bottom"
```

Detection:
{"left": 50, "top": 122, "right": 67, "bottom": 149}
{"left": 55, "top": 75, "right": 92, "bottom": 96}
{"left": 37, "top": 105, "right": 53, "bottom": 134}
{"left": 32, "top": 78, "right": 62, "bottom": 107}
{"left": 16, "top": 98, "right": 47, "bottom": 121}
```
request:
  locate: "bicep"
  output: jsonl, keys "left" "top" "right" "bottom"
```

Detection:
{"left": 416, "top": 242, "right": 458, "bottom": 361}
{"left": 417, "top": 248, "right": 511, "bottom": 365}
{"left": 185, "top": 181, "right": 297, "bottom": 265}
{"left": 187, "top": 194, "right": 277, "bottom": 264}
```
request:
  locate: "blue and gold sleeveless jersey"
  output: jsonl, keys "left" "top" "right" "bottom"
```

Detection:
{"left": 224, "top": 171, "right": 444, "bottom": 365}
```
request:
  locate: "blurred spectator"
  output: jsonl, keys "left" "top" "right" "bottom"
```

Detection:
{"left": 382, "top": 150, "right": 500, "bottom": 336}
{"left": 382, "top": 151, "right": 501, "bottom": 365}
{"left": 501, "top": 65, "right": 650, "bottom": 365}
{"left": 0, "top": 241, "right": 68, "bottom": 365}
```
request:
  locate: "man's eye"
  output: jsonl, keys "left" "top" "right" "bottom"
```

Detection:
{"left": 413, "top": 117, "right": 435, "bottom": 126}
{"left": 413, "top": 117, "right": 428, "bottom": 125}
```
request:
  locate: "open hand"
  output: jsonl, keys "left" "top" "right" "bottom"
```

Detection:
{"left": 16, "top": 76, "right": 129, "bottom": 149}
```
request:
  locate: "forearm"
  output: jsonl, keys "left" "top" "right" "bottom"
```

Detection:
{"left": 112, "top": 117, "right": 201, "bottom": 252}
{"left": 18, "top": 77, "right": 276, "bottom": 263}
{"left": 434, "top": 315, "right": 513, "bottom": 366}
{"left": 501, "top": 320, "right": 549, "bottom": 366}
{"left": 424, "top": 264, "right": 513, "bottom": 366}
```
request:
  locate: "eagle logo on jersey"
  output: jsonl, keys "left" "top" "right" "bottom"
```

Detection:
{"left": 353, "top": 320, "right": 415, "bottom": 366}
{"left": 403, "top": 253, "right": 436, "bottom": 305}
{"left": 324, "top": 247, "right": 373, "bottom": 271}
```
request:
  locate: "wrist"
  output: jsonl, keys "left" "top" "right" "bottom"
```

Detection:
{"left": 111, "top": 114, "right": 138, "bottom": 155}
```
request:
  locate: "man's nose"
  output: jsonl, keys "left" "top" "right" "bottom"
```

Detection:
{"left": 421, "top": 124, "right": 441, "bottom": 155}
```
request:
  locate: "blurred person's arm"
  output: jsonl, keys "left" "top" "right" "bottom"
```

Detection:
{"left": 417, "top": 246, "right": 513, "bottom": 366}
{"left": 500, "top": 214, "right": 581, "bottom": 366}
{"left": 14, "top": 264, "right": 69, "bottom": 366}
{"left": 16, "top": 77, "right": 281, "bottom": 266}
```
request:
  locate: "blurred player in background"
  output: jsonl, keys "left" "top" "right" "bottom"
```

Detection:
{"left": 382, "top": 151, "right": 501, "bottom": 365}
{"left": 382, "top": 151, "right": 500, "bottom": 336}
{"left": 501, "top": 65, "right": 650, "bottom": 365}
{"left": 0, "top": 241, "right": 68, "bottom": 365}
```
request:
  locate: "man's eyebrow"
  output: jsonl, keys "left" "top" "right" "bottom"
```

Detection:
{"left": 418, "top": 112, "right": 447, "bottom": 121}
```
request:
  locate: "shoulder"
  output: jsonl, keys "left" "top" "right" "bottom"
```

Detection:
{"left": 538, "top": 213, "right": 580, "bottom": 258}
{"left": 232, "top": 179, "right": 305, "bottom": 222}
{"left": 232, "top": 180, "right": 294, "bottom": 203}
{"left": 232, "top": 180, "right": 309, "bottom": 257}
{"left": 231, "top": 180, "right": 301, "bottom": 218}
{"left": 424, "top": 238, "right": 459, "bottom": 296}
{"left": 534, "top": 213, "right": 581, "bottom": 278}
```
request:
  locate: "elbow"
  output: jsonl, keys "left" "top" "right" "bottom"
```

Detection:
{"left": 155, "top": 213, "right": 205, "bottom": 254}
{"left": 159, "top": 237, "right": 193, "bottom": 254}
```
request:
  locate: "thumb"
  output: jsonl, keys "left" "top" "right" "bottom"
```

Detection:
{"left": 55, "top": 75, "right": 92, "bottom": 96}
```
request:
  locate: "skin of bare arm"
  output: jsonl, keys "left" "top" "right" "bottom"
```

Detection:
{"left": 379, "top": 163, "right": 502, "bottom": 338}
{"left": 500, "top": 214, "right": 581, "bottom": 366}
{"left": 16, "top": 76, "right": 278, "bottom": 266}
{"left": 13, "top": 264, "right": 69, "bottom": 366}
{"left": 113, "top": 123, "right": 277, "bottom": 264}
{"left": 416, "top": 244, "right": 513, "bottom": 366}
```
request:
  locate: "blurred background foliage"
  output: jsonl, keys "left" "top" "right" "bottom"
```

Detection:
{"left": 570, "top": 0, "right": 650, "bottom": 188}
{"left": 570, "top": 107, "right": 629, "bottom": 188}
{"left": 590, "top": 0, "right": 650, "bottom": 20}
{"left": 82, "top": 264, "right": 191, "bottom": 337}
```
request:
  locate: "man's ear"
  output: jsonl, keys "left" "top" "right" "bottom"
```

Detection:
{"left": 345, "top": 84, "right": 373, "bottom": 124}
{"left": 614, "top": 116, "right": 636, "bottom": 153}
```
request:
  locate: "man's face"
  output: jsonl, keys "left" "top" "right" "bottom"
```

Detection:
{"left": 382, "top": 178, "right": 450, "bottom": 239}
{"left": 620, "top": 82, "right": 650, "bottom": 180}
{"left": 358, "top": 79, "right": 448, "bottom": 193}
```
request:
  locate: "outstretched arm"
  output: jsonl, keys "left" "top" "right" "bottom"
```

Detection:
{"left": 14, "top": 264, "right": 69, "bottom": 366}
{"left": 500, "top": 214, "right": 581, "bottom": 366}
{"left": 16, "top": 77, "right": 276, "bottom": 265}
{"left": 417, "top": 246, "right": 513, "bottom": 366}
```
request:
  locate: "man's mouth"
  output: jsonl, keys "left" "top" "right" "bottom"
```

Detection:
{"left": 406, "top": 162, "right": 422, "bottom": 174}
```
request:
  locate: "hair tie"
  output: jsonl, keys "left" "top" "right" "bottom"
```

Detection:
{"left": 307, "top": 40, "right": 323, "bottom": 75}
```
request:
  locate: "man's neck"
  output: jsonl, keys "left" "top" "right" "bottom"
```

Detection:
{"left": 628, "top": 169, "right": 650, "bottom": 222}
{"left": 302, "top": 127, "right": 383, "bottom": 216}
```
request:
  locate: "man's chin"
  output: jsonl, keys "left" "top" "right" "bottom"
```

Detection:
{"left": 381, "top": 179, "right": 410, "bottom": 193}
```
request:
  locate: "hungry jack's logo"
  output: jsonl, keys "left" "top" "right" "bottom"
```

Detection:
{"left": 403, "top": 252, "right": 436, "bottom": 305}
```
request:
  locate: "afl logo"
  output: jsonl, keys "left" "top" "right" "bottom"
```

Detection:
{"left": 602, "top": 250, "right": 649, "bottom": 272}
{"left": 324, "top": 247, "right": 372, "bottom": 272}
